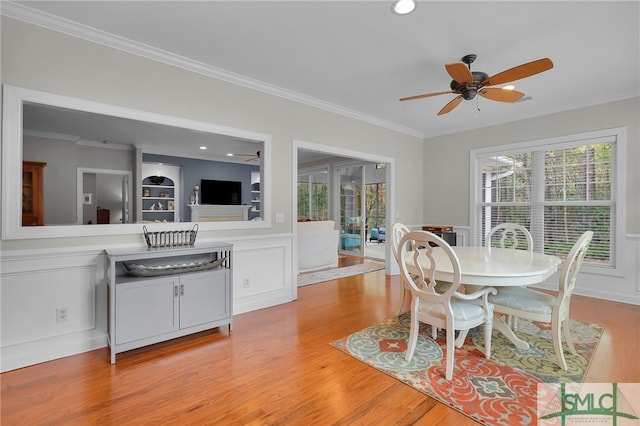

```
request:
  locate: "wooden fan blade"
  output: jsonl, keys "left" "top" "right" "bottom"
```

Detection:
{"left": 482, "top": 58, "right": 553, "bottom": 86}
{"left": 445, "top": 62, "right": 473, "bottom": 84}
{"left": 478, "top": 87, "right": 525, "bottom": 102}
{"left": 400, "top": 91, "right": 453, "bottom": 102}
{"left": 438, "top": 96, "right": 463, "bottom": 115}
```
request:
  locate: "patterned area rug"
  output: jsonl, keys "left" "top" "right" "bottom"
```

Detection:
{"left": 298, "top": 260, "right": 385, "bottom": 287}
{"left": 330, "top": 313, "right": 603, "bottom": 426}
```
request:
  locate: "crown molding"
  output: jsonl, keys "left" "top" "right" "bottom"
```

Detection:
{"left": 1, "top": 2, "right": 424, "bottom": 139}
{"left": 23, "top": 129, "right": 79, "bottom": 143}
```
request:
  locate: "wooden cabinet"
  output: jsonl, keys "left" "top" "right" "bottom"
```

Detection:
{"left": 22, "top": 161, "right": 46, "bottom": 226}
{"left": 106, "top": 242, "right": 233, "bottom": 363}
{"left": 96, "top": 208, "right": 110, "bottom": 224}
{"left": 421, "top": 225, "right": 457, "bottom": 246}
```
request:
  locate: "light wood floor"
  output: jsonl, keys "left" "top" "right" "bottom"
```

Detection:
{"left": 2, "top": 260, "right": 639, "bottom": 425}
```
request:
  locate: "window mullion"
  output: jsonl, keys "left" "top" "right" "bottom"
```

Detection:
{"left": 531, "top": 151, "right": 545, "bottom": 253}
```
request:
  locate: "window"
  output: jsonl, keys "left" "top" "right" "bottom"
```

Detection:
{"left": 471, "top": 128, "right": 625, "bottom": 270}
{"left": 298, "top": 168, "right": 329, "bottom": 221}
{"left": 365, "top": 182, "right": 386, "bottom": 231}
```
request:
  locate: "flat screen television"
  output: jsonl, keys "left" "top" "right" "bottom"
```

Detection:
{"left": 200, "top": 179, "right": 242, "bottom": 205}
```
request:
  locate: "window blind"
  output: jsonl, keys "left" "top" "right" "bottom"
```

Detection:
{"left": 474, "top": 136, "right": 616, "bottom": 267}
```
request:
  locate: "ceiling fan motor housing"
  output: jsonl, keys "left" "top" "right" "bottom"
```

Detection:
{"left": 450, "top": 71, "right": 489, "bottom": 100}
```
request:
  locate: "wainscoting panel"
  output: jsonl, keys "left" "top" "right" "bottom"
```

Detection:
{"left": 1, "top": 250, "right": 108, "bottom": 372}
{"left": 0, "top": 234, "right": 294, "bottom": 371}
{"left": 226, "top": 235, "right": 294, "bottom": 314}
{"left": 1, "top": 265, "right": 96, "bottom": 346}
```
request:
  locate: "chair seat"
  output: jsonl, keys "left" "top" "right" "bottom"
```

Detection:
{"left": 489, "top": 286, "right": 555, "bottom": 316}
{"left": 419, "top": 298, "right": 485, "bottom": 323}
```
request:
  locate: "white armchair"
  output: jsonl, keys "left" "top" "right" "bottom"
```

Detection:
{"left": 297, "top": 220, "right": 340, "bottom": 273}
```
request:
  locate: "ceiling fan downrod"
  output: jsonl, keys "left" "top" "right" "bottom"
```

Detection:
{"left": 451, "top": 54, "right": 487, "bottom": 100}
{"left": 462, "top": 54, "right": 477, "bottom": 68}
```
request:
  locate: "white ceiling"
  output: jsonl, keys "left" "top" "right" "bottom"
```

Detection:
{"left": 4, "top": 1, "right": 639, "bottom": 142}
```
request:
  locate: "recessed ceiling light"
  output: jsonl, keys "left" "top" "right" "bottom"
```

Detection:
{"left": 226, "top": 153, "right": 234, "bottom": 157}
{"left": 200, "top": 146, "right": 207, "bottom": 150}
{"left": 392, "top": 0, "right": 416, "bottom": 15}
{"left": 502, "top": 85, "right": 516, "bottom": 90}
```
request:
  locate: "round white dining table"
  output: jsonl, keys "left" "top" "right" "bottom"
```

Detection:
{"left": 405, "top": 246, "right": 562, "bottom": 349}
{"left": 408, "top": 246, "right": 562, "bottom": 287}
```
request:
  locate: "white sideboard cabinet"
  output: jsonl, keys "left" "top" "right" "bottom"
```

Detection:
{"left": 106, "top": 242, "right": 232, "bottom": 363}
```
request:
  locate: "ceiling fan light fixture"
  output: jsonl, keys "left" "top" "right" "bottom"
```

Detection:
{"left": 392, "top": 0, "right": 416, "bottom": 15}
{"left": 400, "top": 54, "right": 553, "bottom": 115}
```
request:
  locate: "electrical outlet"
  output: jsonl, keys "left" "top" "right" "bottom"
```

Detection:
{"left": 243, "top": 278, "right": 250, "bottom": 287}
{"left": 56, "top": 307, "right": 69, "bottom": 322}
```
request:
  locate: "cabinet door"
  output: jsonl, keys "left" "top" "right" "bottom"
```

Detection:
{"left": 116, "top": 276, "right": 179, "bottom": 345}
{"left": 179, "top": 270, "right": 229, "bottom": 329}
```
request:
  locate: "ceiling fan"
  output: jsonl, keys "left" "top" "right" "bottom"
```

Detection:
{"left": 232, "top": 150, "right": 260, "bottom": 162}
{"left": 400, "top": 54, "right": 554, "bottom": 115}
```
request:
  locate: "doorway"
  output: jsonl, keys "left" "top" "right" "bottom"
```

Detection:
{"left": 337, "top": 163, "right": 364, "bottom": 256}
{"left": 364, "top": 179, "right": 387, "bottom": 260}
{"left": 295, "top": 141, "right": 394, "bottom": 267}
{"left": 76, "top": 168, "right": 133, "bottom": 225}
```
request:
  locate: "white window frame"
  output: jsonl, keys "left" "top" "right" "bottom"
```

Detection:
{"left": 470, "top": 127, "right": 626, "bottom": 277}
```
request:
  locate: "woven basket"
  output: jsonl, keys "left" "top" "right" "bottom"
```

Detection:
{"left": 143, "top": 224, "right": 198, "bottom": 248}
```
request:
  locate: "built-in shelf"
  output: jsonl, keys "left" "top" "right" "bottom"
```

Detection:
{"left": 250, "top": 171, "right": 260, "bottom": 220}
{"left": 142, "top": 176, "right": 176, "bottom": 222}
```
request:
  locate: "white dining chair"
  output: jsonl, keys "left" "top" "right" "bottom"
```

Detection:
{"left": 392, "top": 223, "right": 449, "bottom": 339}
{"left": 391, "top": 223, "right": 412, "bottom": 316}
{"left": 399, "top": 230, "right": 496, "bottom": 380}
{"left": 486, "top": 222, "right": 533, "bottom": 251}
{"left": 488, "top": 231, "right": 593, "bottom": 371}
{"left": 485, "top": 223, "right": 533, "bottom": 329}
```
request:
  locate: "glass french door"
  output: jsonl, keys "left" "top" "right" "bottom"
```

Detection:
{"left": 298, "top": 167, "right": 329, "bottom": 221}
{"left": 337, "top": 164, "right": 364, "bottom": 255}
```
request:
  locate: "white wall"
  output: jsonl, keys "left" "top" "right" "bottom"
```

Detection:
{"left": 423, "top": 98, "right": 640, "bottom": 305}
{"left": 0, "top": 17, "right": 424, "bottom": 370}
